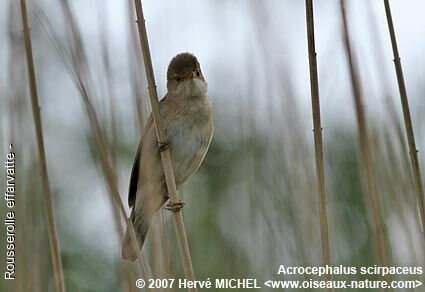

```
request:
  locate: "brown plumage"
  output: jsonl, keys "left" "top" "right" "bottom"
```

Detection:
{"left": 122, "top": 53, "right": 213, "bottom": 261}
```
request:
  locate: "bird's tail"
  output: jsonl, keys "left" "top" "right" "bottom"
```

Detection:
{"left": 121, "top": 209, "right": 150, "bottom": 262}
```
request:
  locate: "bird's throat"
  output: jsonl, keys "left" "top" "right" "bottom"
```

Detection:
{"left": 177, "top": 78, "right": 207, "bottom": 98}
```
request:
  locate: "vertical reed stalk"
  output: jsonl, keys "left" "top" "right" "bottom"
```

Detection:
{"left": 32, "top": 0, "right": 152, "bottom": 280}
{"left": 126, "top": 0, "right": 171, "bottom": 282}
{"left": 126, "top": 0, "right": 148, "bottom": 133}
{"left": 383, "top": 0, "right": 425, "bottom": 243}
{"left": 305, "top": 0, "right": 332, "bottom": 286}
{"left": 19, "top": 0, "right": 66, "bottom": 291}
{"left": 340, "top": 0, "right": 392, "bottom": 282}
{"left": 133, "top": 0, "right": 197, "bottom": 289}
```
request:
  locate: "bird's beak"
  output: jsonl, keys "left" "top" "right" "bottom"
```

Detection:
{"left": 182, "top": 72, "right": 195, "bottom": 81}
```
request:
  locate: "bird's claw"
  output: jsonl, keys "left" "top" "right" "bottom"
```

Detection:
{"left": 165, "top": 200, "right": 185, "bottom": 212}
{"left": 159, "top": 140, "right": 170, "bottom": 152}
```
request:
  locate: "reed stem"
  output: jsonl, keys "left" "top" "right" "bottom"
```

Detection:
{"left": 19, "top": 0, "right": 66, "bottom": 291}
{"left": 50, "top": 0, "right": 152, "bottom": 280}
{"left": 305, "top": 0, "right": 332, "bottom": 287}
{"left": 133, "top": 0, "right": 197, "bottom": 289}
{"left": 383, "top": 0, "right": 425, "bottom": 244}
{"left": 340, "top": 1, "right": 392, "bottom": 287}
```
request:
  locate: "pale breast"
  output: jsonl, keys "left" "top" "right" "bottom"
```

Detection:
{"left": 166, "top": 116, "right": 212, "bottom": 186}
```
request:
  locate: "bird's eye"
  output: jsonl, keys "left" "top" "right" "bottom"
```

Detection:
{"left": 175, "top": 76, "right": 181, "bottom": 82}
{"left": 196, "top": 70, "right": 201, "bottom": 77}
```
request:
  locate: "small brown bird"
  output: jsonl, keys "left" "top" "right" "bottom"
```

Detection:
{"left": 122, "top": 53, "right": 213, "bottom": 261}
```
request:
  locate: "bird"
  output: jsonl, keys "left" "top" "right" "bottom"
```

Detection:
{"left": 122, "top": 52, "right": 213, "bottom": 261}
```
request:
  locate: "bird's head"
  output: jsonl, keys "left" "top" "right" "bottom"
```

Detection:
{"left": 166, "top": 52, "right": 207, "bottom": 97}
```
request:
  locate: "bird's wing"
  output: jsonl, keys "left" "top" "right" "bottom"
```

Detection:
{"left": 128, "top": 114, "right": 154, "bottom": 208}
{"left": 128, "top": 96, "right": 169, "bottom": 208}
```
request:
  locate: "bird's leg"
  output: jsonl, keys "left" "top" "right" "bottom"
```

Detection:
{"left": 165, "top": 200, "right": 186, "bottom": 212}
{"left": 158, "top": 140, "right": 170, "bottom": 152}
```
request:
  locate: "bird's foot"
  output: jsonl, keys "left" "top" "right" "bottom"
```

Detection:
{"left": 165, "top": 200, "right": 185, "bottom": 212}
{"left": 158, "top": 140, "right": 170, "bottom": 152}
